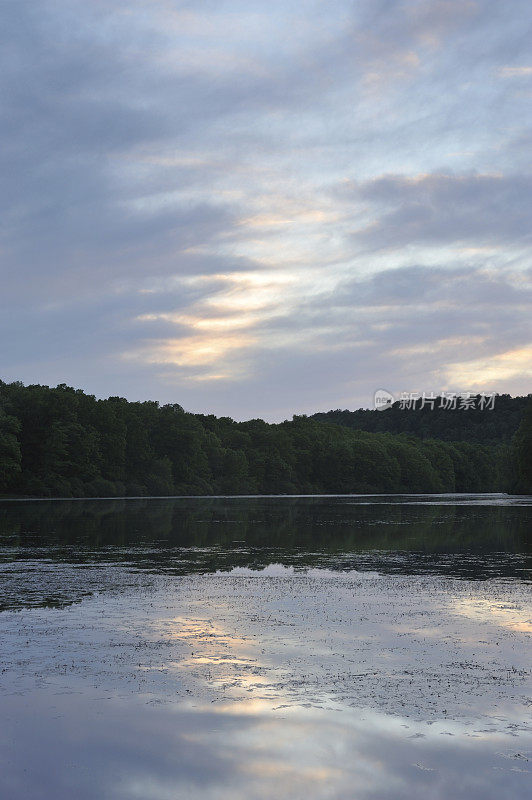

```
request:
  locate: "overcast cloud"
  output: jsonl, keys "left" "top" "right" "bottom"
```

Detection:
{"left": 1, "top": 0, "right": 531, "bottom": 419}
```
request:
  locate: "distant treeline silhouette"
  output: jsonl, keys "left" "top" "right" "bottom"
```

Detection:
{"left": 0, "top": 381, "right": 530, "bottom": 497}
{"left": 312, "top": 394, "right": 529, "bottom": 443}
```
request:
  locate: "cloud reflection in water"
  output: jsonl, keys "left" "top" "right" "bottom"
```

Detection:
{"left": 1, "top": 691, "right": 530, "bottom": 800}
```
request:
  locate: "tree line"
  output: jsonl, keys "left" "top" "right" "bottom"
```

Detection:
{"left": 312, "top": 394, "right": 529, "bottom": 444}
{"left": 0, "top": 380, "right": 530, "bottom": 497}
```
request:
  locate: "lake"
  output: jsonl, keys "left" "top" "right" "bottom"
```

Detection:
{"left": 0, "top": 494, "right": 530, "bottom": 799}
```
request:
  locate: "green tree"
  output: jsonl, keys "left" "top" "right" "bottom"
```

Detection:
{"left": 512, "top": 398, "right": 532, "bottom": 494}
{"left": 0, "top": 408, "right": 21, "bottom": 491}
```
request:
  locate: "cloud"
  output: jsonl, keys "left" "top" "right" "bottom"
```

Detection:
{"left": 338, "top": 173, "right": 532, "bottom": 251}
{"left": 1, "top": 1, "right": 532, "bottom": 417}
{"left": 98, "top": 265, "right": 531, "bottom": 417}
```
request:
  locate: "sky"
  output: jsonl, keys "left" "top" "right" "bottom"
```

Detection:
{"left": 1, "top": 0, "right": 531, "bottom": 420}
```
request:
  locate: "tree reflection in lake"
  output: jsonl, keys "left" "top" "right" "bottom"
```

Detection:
{"left": 0, "top": 495, "right": 530, "bottom": 595}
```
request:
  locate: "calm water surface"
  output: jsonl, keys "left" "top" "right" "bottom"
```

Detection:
{"left": 0, "top": 494, "right": 530, "bottom": 799}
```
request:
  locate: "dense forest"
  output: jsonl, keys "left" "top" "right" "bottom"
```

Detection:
{"left": 512, "top": 399, "right": 532, "bottom": 494}
{"left": 0, "top": 381, "right": 530, "bottom": 497}
{"left": 312, "top": 395, "right": 529, "bottom": 443}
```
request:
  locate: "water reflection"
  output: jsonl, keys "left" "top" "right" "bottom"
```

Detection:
{"left": 2, "top": 564, "right": 529, "bottom": 723}
{"left": 0, "top": 496, "right": 530, "bottom": 799}
{"left": 0, "top": 496, "right": 530, "bottom": 586}
{"left": 1, "top": 691, "right": 529, "bottom": 800}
